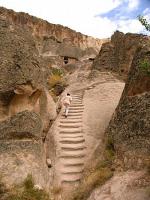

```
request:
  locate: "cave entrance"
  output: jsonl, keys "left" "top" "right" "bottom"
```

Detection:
{"left": 64, "top": 56, "right": 68, "bottom": 64}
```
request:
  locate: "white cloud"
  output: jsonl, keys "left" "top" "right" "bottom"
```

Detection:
{"left": 0, "top": 0, "right": 122, "bottom": 38}
{"left": 143, "top": 8, "right": 150, "bottom": 19}
{"left": 117, "top": 18, "right": 144, "bottom": 33}
{"left": 127, "top": 0, "right": 140, "bottom": 10}
{"left": 0, "top": 0, "right": 148, "bottom": 38}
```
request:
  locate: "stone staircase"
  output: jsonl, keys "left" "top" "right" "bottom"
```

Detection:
{"left": 54, "top": 90, "right": 86, "bottom": 193}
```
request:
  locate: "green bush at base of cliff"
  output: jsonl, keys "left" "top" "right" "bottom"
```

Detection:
{"left": 0, "top": 175, "right": 51, "bottom": 200}
{"left": 48, "top": 68, "right": 68, "bottom": 100}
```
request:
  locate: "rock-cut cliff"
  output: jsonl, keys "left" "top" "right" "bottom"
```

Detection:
{"left": 0, "top": 6, "right": 106, "bottom": 51}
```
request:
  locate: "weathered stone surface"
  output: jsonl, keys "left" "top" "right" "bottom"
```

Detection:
{"left": 56, "top": 43, "right": 83, "bottom": 59}
{"left": 106, "top": 45, "right": 150, "bottom": 169}
{"left": 0, "top": 20, "right": 46, "bottom": 93}
{"left": 92, "top": 31, "right": 150, "bottom": 78}
{"left": 0, "top": 18, "right": 56, "bottom": 188}
{"left": 0, "top": 140, "right": 49, "bottom": 188}
{"left": 87, "top": 171, "right": 150, "bottom": 200}
{"left": 0, "top": 6, "right": 106, "bottom": 51}
{"left": 0, "top": 111, "right": 42, "bottom": 139}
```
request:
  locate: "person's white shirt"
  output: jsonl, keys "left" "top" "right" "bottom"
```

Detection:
{"left": 62, "top": 95, "right": 72, "bottom": 106}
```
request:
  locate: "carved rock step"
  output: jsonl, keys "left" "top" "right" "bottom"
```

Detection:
{"left": 59, "top": 128, "right": 82, "bottom": 132}
{"left": 69, "top": 108, "right": 84, "bottom": 111}
{"left": 59, "top": 133, "right": 82, "bottom": 136}
{"left": 61, "top": 146, "right": 86, "bottom": 151}
{"left": 68, "top": 110, "right": 83, "bottom": 113}
{"left": 60, "top": 116, "right": 82, "bottom": 120}
{"left": 60, "top": 151, "right": 85, "bottom": 158}
{"left": 65, "top": 116, "right": 82, "bottom": 119}
{"left": 72, "top": 94, "right": 83, "bottom": 96}
{"left": 61, "top": 167, "right": 84, "bottom": 174}
{"left": 60, "top": 120, "right": 82, "bottom": 123}
{"left": 71, "top": 103, "right": 83, "bottom": 105}
{"left": 61, "top": 143, "right": 86, "bottom": 150}
{"left": 69, "top": 105, "right": 84, "bottom": 108}
{"left": 59, "top": 123, "right": 82, "bottom": 128}
{"left": 61, "top": 174, "right": 82, "bottom": 183}
{"left": 70, "top": 105, "right": 83, "bottom": 108}
{"left": 72, "top": 100, "right": 82, "bottom": 103}
{"left": 60, "top": 133, "right": 83, "bottom": 139}
{"left": 60, "top": 149, "right": 86, "bottom": 156}
{"left": 67, "top": 113, "right": 83, "bottom": 117}
{"left": 72, "top": 98, "right": 82, "bottom": 101}
{"left": 61, "top": 158, "right": 85, "bottom": 166}
{"left": 59, "top": 138, "right": 85, "bottom": 144}
{"left": 61, "top": 169, "right": 83, "bottom": 175}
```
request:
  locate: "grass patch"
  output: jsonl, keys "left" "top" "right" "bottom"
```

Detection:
{"left": 0, "top": 174, "right": 51, "bottom": 200}
{"left": 70, "top": 136, "right": 115, "bottom": 200}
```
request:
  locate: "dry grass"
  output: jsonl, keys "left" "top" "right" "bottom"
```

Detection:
{"left": 48, "top": 74, "right": 63, "bottom": 89}
{"left": 48, "top": 74, "right": 67, "bottom": 98}
{"left": 70, "top": 163, "right": 113, "bottom": 200}
{"left": 0, "top": 174, "right": 51, "bottom": 200}
{"left": 51, "top": 186, "right": 62, "bottom": 195}
{"left": 69, "top": 136, "right": 115, "bottom": 200}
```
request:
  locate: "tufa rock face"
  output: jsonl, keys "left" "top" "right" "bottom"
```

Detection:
{"left": 0, "top": 19, "right": 47, "bottom": 122}
{"left": 106, "top": 45, "right": 150, "bottom": 170}
{"left": 0, "top": 6, "right": 107, "bottom": 52}
{"left": 92, "top": 31, "right": 150, "bottom": 78}
{"left": 0, "top": 6, "right": 110, "bottom": 69}
{"left": 0, "top": 19, "right": 56, "bottom": 188}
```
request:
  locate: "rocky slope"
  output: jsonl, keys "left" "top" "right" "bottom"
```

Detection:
{"left": 92, "top": 31, "right": 150, "bottom": 78}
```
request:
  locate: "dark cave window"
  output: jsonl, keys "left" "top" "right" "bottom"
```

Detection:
{"left": 64, "top": 56, "right": 68, "bottom": 64}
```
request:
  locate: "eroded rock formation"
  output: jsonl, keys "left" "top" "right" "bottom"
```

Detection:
{"left": 0, "top": 7, "right": 104, "bottom": 50}
{"left": 0, "top": 19, "right": 56, "bottom": 188}
{"left": 92, "top": 31, "right": 150, "bottom": 78}
{"left": 106, "top": 44, "right": 150, "bottom": 170}
{"left": 0, "top": 6, "right": 108, "bottom": 67}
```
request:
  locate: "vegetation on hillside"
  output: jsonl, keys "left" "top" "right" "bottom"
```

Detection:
{"left": 48, "top": 67, "right": 67, "bottom": 101}
{"left": 0, "top": 175, "right": 51, "bottom": 200}
{"left": 139, "top": 58, "right": 150, "bottom": 75}
{"left": 138, "top": 15, "right": 150, "bottom": 75}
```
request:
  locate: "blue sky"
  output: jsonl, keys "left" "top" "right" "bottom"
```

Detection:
{"left": 0, "top": 0, "right": 150, "bottom": 38}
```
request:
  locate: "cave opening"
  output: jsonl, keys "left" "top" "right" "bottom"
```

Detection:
{"left": 64, "top": 56, "right": 68, "bottom": 64}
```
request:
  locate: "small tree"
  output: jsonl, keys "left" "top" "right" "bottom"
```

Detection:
{"left": 138, "top": 15, "right": 150, "bottom": 31}
{"left": 138, "top": 15, "right": 150, "bottom": 75}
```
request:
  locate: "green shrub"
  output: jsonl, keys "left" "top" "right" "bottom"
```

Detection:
{"left": 50, "top": 67, "right": 64, "bottom": 77}
{"left": 139, "top": 59, "right": 150, "bottom": 75}
{"left": 48, "top": 67, "right": 67, "bottom": 98}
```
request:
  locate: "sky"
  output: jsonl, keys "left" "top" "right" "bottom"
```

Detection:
{"left": 0, "top": 0, "right": 150, "bottom": 38}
